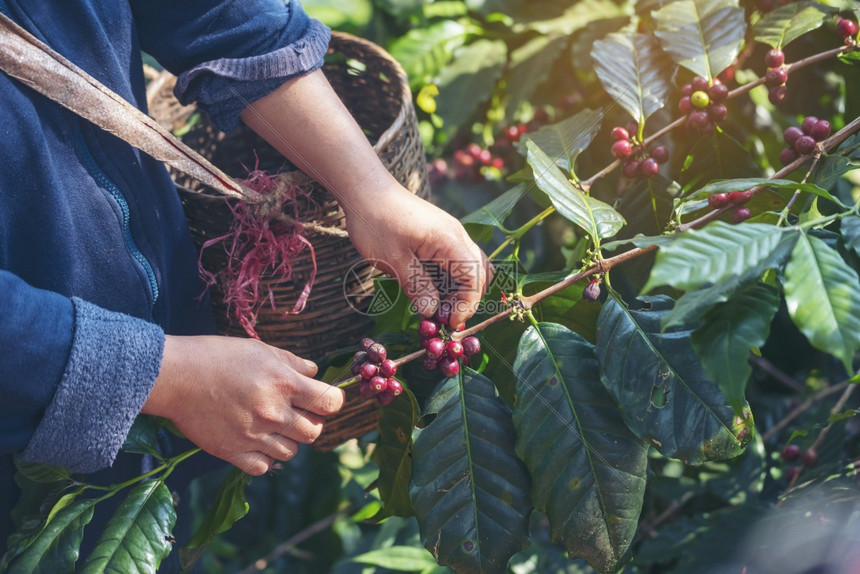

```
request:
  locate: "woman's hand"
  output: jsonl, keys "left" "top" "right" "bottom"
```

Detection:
{"left": 142, "top": 335, "right": 344, "bottom": 476}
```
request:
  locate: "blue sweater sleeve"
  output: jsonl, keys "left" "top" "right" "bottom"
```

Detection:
{"left": 0, "top": 272, "right": 165, "bottom": 473}
{"left": 131, "top": 0, "right": 331, "bottom": 131}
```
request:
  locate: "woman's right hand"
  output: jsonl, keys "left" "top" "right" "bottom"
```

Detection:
{"left": 142, "top": 335, "right": 344, "bottom": 475}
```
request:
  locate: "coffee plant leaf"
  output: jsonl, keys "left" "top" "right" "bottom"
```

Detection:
{"left": 373, "top": 390, "right": 418, "bottom": 518}
{"left": 1, "top": 495, "right": 96, "bottom": 572}
{"left": 642, "top": 221, "right": 793, "bottom": 293}
{"left": 181, "top": 466, "right": 250, "bottom": 563}
{"left": 525, "top": 140, "right": 626, "bottom": 241}
{"left": 410, "top": 369, "right": 532, "bottom": 573}
{"left": 79, "top": 480, "right": 176, "bottom": 573}
{"left": 691, "top": 282, "right": 780, "bottom": 413}
{"left": 680, "top": 131, "right": 760, "bottom": 191}
{"left": 512, "top": 322, "right": 648, "bottom": 573}
{"left": 841, "top": 215, "right": 860, "bottom": 258}
{"left": 504, "top": 35, "right": 568, "bottom": 121}
{"left": 14, "top": 459, "right": 70, "bottom": 485}
{"left": 511, "top": 0, "right": 625, "bottom": 34}
{"left": 591, "top": 33, "right": 675, "bottom": 124}
{"left": 652, "top": 0, "right": 746, "bottom": 81}
{"left": 461, "top": 184, "right": 526, "bottom": 237}
{"left": 517, "top": 108, "right": 604, "bottom": 174}
{"left": 697, "top": 178, "right": 845, "bottom": 207}
{"left": 661, "top": 231, "right": 798, "bottom": 329}
{"left": 435, "top": 39, "right": 507, "bottom": 138}
{"left": 781, "top": 233, "right": 860, "bottom": 373}
{"left": 615, "top": 175, "right": 678, "bottom": 238}
{"left": 596, "top": 295, "right": 753, "bottom": 464}
{"left": 350, "top": 545, "right": 440, "bottom": 570}
{"left": 752, "top": 1, "right": 831, "bottom": 49}
{"left": 121, "top": 415, "right": 165, "bottom": 460}
{"left": 389, "top": 20, "right": 469, "bottom": 90}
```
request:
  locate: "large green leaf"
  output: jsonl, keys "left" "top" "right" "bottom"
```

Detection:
{"left": 504, "top": 35, "right": 568, "bottom": 120}
{"left": 80, "top": 481, "right": 176, "bottom": 573}
{"left": 782, "top": 233, "right": 860, "bottom": 372}
{"left": 512, "top": 323, "right": 648, "bottom": 573}
{"left": 389, "top": 20, "right": 469, "bottom": 90}
{"left": 2, "top": 495, "right": 96, "bottom": 572}
{"left": 691, "top": 282, "right": 780, "bottom": 413}
{"left": 461, "top": 184, "right": 526, "bottom": 238}
{"left": 643, "top": 222, "right": 794, "bottom": 293}
{"left": 596, "top": 295, "right": 753, "bottom": 464}
{"left": 517, "top": 109, "right": 604, "bottom": 174}
{"left": 435, "top": 39, "right": 507, "bottom": 138}
{"left": 122, "top": 415, "right": 164, "bottom": 460}
{"left": 680, "top": 131, "right": 761, "bottom": 190}
{"left": 525, "top": 140, "right": 625, "bottom": 242}
{"left": 752, "top": 1, "right": 830, "bottom": 49}
{"left": 591, "top": 33, "right": 675, "bottom": 124}
{"left": 842, "top": 216, "right": 860, "bottom": 259}
{"left": 373, "top": 391, "right": 418, "bottom": 519}
{"left": 410, "top": 369, "right": 532, "bottom": 573}
{"left": 653, "top": 0, "right": 746, "bottom": 81}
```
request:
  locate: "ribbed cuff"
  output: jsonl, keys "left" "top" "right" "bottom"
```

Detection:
{"left": 21, "top": 298, "right": 165, "bottom": 474}
{"left": 175, "top": 18, "right": 332, "bottom": 131}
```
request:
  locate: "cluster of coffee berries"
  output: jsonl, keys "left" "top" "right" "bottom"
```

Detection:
{"left": 779, "top": 116, "right": 830, "bottom": 165}
{"left": 707, "top": 189, "right": 753, "bottom": 223}
{"left": 352, "top": 338, "right": 403, "bottom": 406}
{"left": 679, "top": 76, "right": 729, "bottom": 133}
{"left": 781, "top": 443, "right": 819, "bottom": 481}
{"left": 837, "top": 16, "right": 858, "bottom": 44}
{"left": 763, "top": 48, "right": 788, "bottom": 105}
{"left": 418, "top": 304, "right": 481, "bottom": 378}
{"left": 610, "top": 125, "right": 670, "bottom": 179}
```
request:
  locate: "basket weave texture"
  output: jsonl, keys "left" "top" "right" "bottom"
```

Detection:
{"left": 147, "top": 32, "right": 429, "bottom": 450}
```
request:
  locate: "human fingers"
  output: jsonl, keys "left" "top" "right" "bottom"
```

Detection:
{"left": 442, "top": 239, "right": 489, "bottom": 328}
{"left": 288, "top": 375, "right": 345, "bottom": 417}
{"left": 270, "top": 410, "right": 326, "bottom": 445}
{"left": 260, "top": 434, "right": 301, "bottom": 462}
{"left": 234, "top": 452, "right": 277, "bottom": 477}
{"left": 276, "top": 347, "right": 318, "bottom": 377}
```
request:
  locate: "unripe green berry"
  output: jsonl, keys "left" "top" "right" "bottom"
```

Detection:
{"left": 691, "top": 90, "right": 710, "bottom": 108}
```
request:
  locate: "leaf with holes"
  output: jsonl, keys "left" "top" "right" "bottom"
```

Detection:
{"left": 517, "top": 109, "right": 603, "bottom": 174}
{"left": 653, "top": 0, "right": 746, "bottom": 81}
{"left": 753, "top": 1, "right": 831, "bottom": 49}
{"left": 596, "top": 294, "right": 753, "bottom": 464}
{"left": 80, "top": 481, "right": 176, "bottom": 573}
{"left": 592, "top": 33, "right": 675, "bottom": 124}
{"left": 643, "top": 222, "right": 795, "bottom": 293}
{"left": 513, "top": 322, "right": 648, "bottom": 573}
{"left": 691, "top": 282, "right": 780, "bottom": 413}
{"left": 373, "top": 390, "right": 418, "bottom": 519}
{"left": 782, "top": 233, "right": 860, "bottom": 372}
{"left": 526, "top": 140, "right": 625, "bottom": 242}
{"left": 410, "top": 369, "right": 532, "bottom": 573}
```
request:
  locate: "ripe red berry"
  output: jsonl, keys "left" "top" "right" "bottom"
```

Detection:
{"left": 583, "top": 280, "right": 601, "bottom": 302}
{"left": 801, "top": 116, "right": 819, "bottom": 135}
{"left": 688, "top": 109, "right": 710, "bottom": 129}
{"left": 650, "top": 145, "right": 670, "bottom": 164}
{"left": 732, "top": 206, "right": 751, "bottom": 223}
{"left": 679, "top": 96, "right": 693, "bottom": 114}
{"left": 503, "top": 125, "right": 521, "bottom": 142}
{"left": 379, "top": 359, "right": 397, "bottom": 378}
{"left": 367, "top": 343, "right": 388, "bottom": 363}
{"left": 768, "top": 86, "right": 787, "bottom": 105}
{"left": 360, "top": 362, "right": 379, "bottom": 380}
{"left": 611, "top": 139, "right": 633, "bottom": 160}
{"left": 691, "top": 90, "right": 710, "bottom": 109}
{"left": 435, "top": 301, "right": 452, "bottom": 325}
{"left": 729, "top": 190, "right": 752, "bottom": 204}
{"left": 779, "top": 147, "right": 799, "bottom": 166}
{"left": 764, "top": 67, "right": 788, "bottom": 87}
{"left": 718, "top": 67, "right": 735, "bottom": 84}
{"left": 438, "top": 356, "right": 460, "bottom": 378}
{"left": 369, "top": 375, "right": 388, "bottom": 394}
{"left": 359, "top": 380, "right": 375, "bottom": 398}
{"left": 708, "top": 192, "right": 730, "bottom": 208}
{"left": 490, "top": 157, "right": 505, "bottom": 170}
{"left": 418, "top": 319, "right": 439, "bottom": 338}
{"left": 708, "top": 83, "right": 729, "bottom": 103}
{"left": 691, "top": 76, "right": 710, "bottom": 92}
{"left": 803, "top": 448, "right": 819, "bottom": 467}
{"left": 377, "top": 392, "right": 397, "bottom": 406}
{"left": 466, "top": 143, "right": 482, "bottom": 158}
{"left": 765, "top": 49, "right": 785, "bottom": 68}
{"left": 622, "top": 159, "right": 640, "bottom": 179}
{"left": 426, "top": 338, "right": 446, "bottom": 360}
{"left": 783, "top": 126, "right": 803, "bottom": 146}
{"left": 351, "top": 361, "right": 364, "bottom": 376}
{"left": 680, "top": 83, "right": 694, "bottom": 97}
{"left": 640, "top": 157, "right": 660, "bottom": 177}
{"left": 462, "top": 336, "right": 481, "bottom": 357}
{"left": 809, "top": 119, "right": 831, "bottom": 142}
{"left": 359, "top": 338, "right": 375, "bottom": 351}
{"left": 708, "top": 103, "right": 728, "bottom": 122}
{"left": 354, "top": 351, "right": 369, "bottom": 364}
{"left": 445, "top": 340, "right": 464, "bottom": 359}
{"left": 837, "top": 18, "right": 859, "bottom": 39}
{"left": 386, "top": 379, "right": 403, "bottom": 396}
{"left": 611, "top": 126, "right": 630, "bottom": 141}
{"left": 781, "top": 443, "right": 801, "bottom": 462}
{"left": 794, "top": 135, "right": 816, "bottom": 155}
{"left": 423, "top": 356, "right": 439, "bottom": 371}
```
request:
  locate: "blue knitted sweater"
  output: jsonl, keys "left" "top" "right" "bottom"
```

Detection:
{"left": 0, "top": 0, "right": 330, "bottom": 543}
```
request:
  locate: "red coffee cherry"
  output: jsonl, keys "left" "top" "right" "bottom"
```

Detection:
{"left": 708, "top": 192, "right": 730, "bottom": 208}
{"left": 729, "top": 190, "right": 752, "bottom": 204}
{"left": 438, "top": 356, "right": 460, "bottom": 378}
{"left": 809, "top": 119, "right": 831, "bottom": 142}
{"left": 611, "top": 139, "right": 633, "bottom": 160}
{"left": 462, "top": 336, "right": 481, "bottom": 357}
{"left": 610, "top": 126, "right": 630, "bottom": 141}
{"left": 426, "top": 338, "right": 446, "bottom": 360}
{"left": 732, "top": 206, "right": 752, "bottom": 223}
{"left": 765, "top": 67, "right": 788, "bottom": 87}
{"left": 765, "top": 49, "right": 785, "bottom": 68}
{"left": 650, "top": 145, "right": 670, "bottom": 164}
{"left": 779, "top": 147, "right": 799, "bottom": 166}
{"left": 781, "top": 443, "right": 801, "bottom": 462}
{"left": 783, "top": 126, "right": 803, "bottom": 146}
{"left": 708, "top": 82, "right": 729, "bottom": 103}
{"left": 640, "top": 157, "right": 660, "bottom": 177}
{"left": 837, "top": 18, "right": 859, "bottom": 39}
{"left": 379, "top": 359, "right": 397, "bottom": 378}
{"left": 794, "top": 135, "right": 816, "bottom": 155}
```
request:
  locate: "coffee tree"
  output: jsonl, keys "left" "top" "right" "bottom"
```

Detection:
{"left": 4, "top": 0, "right": 860, "bottom": 572}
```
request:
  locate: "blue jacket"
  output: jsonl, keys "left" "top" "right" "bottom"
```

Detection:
{"left": 0, "top": 0, "right": 330, "bottom": 544}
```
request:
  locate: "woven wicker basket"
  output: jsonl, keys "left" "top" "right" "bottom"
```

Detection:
{"left": 147, "top": 32, "right": 429, "bottom": 451}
